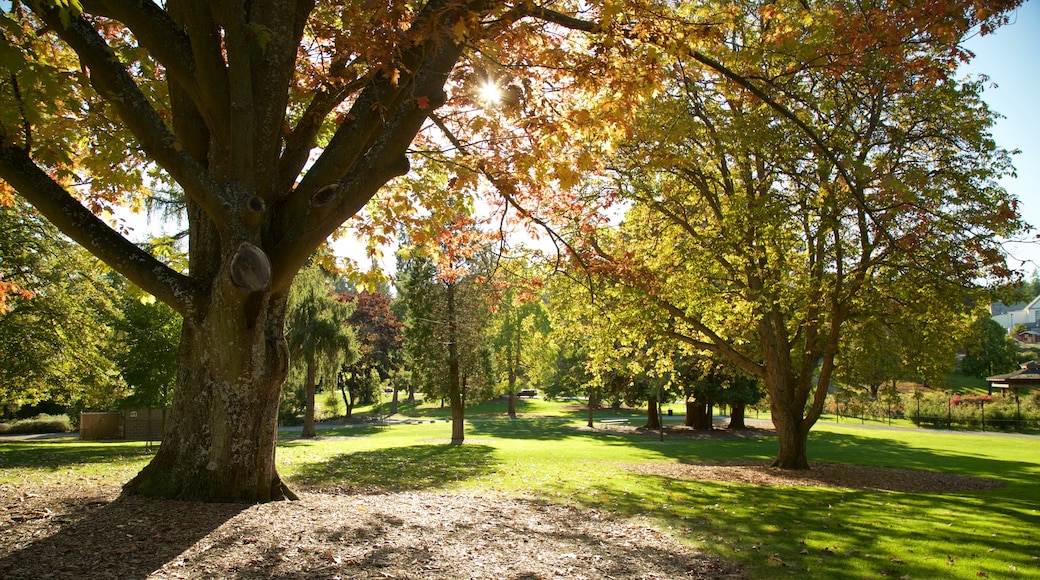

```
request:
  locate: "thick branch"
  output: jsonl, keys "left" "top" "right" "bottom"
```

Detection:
{"left": 0, "top": 145, "right": 200, "bottom": 317}
{"left": 269, "top": 2, "right": 476, "bottom": 286}
{"left": 274, "top": 73, "right": 367, "bottom": 195}
{"left": 34, "top": 3, "right": 227, "bottom": 229}
{"left": 84, "top": 0, "right": 200, "bottom": 111}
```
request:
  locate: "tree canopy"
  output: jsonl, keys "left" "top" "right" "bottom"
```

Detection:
{"left": 0, "top": 0, "right": 1026, "bottom": 499}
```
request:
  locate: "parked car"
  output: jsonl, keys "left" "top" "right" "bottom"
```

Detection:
{"left": 517, "top": 389, "right": 537, "bottom": 398}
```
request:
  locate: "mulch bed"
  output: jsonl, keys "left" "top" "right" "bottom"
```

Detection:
{"left": 0, "top": 483, "right": 743, "bottom": 579}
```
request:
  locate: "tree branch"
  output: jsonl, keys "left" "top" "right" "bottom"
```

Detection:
{"left": 33, "top": 3, "right": 228, "bottom": 230}
{"left": 0, "top": 145, "right": 201, "bottom": 317}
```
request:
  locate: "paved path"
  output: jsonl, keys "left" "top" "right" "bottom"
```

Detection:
{"left": 3, "top": 414, "right": 1037, "bottom": 441}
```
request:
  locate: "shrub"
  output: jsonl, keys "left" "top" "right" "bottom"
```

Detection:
{"left": 0, "top": 413, "right": 74, "bottom": 435}
{"left": 906, "top": 392, "right": 1039, "bottom": 431}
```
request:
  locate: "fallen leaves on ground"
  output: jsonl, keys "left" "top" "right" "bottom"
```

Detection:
{"left": 0, "top": 483, "right": 743, "bottom": 579}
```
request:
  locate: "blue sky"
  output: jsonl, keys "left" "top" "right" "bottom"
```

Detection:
{"left": 962, "top": 1, "right": 1040, "bottom": 275}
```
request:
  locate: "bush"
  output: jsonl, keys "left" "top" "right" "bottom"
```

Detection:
{"left": 906, "top": 391, "right": 1039, "bottom": 431}
{"left": 0, "top": 413, "right": 74, "bottom": 435}
{"left": 317, "top": 389, "right": 345, "bottom": 421}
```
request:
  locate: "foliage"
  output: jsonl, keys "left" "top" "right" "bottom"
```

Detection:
{"left": 0, "top": 199, "right": 125, "bottom": 413}
{"left": 114, "top": 286, "right": 181, "bottom": 409}
{"left": 907, "top": 389, "right": 1039, "bottom": 431}
{"left": 960, "top": 317, "right": 1021, "bottom": 378}
{"left": 0, "top": 413, "right": 73, "bottom": 435}
{"left": 546, "top": 0, "right": 1026, "bottom": 468}
{"left": 336, "top": 287, "right": 403, "bottom": 413}
{"left": 0, "top": 0, "right": 1025, "bottom": 499}
{"left": 396, "top": 236, "right": 496, "bottom": 406}
{"left": 285, "top": 266, "right": 358, "bottom": 434}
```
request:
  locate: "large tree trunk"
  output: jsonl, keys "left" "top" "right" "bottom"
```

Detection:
{"left": 302, "top": 362, "right": 317, "bottom": 438}
{"left": 124, "top": 289, "right": 295, "bottom": 502}
{"left": 729, "top": 401, "right": 747, "bottom": 429}
{"left": 769, "top": 388, "right": 811, "bottom": 469}
{"left": 685, "top": 397, "right": 712, "bottom": 430}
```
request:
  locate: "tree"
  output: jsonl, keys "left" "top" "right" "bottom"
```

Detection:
{"left": 560, "top": 1, "right": 1025, "bottom": 468}
{"left": 115, "top": 286, "right": 182, "bottom": 411}
{"left": 285, "top": 266, "right": 357, "bottom": 438}
{"left": 961, "top": 317, "right": 1020, "bottom": 379}
{"left": 488, "top": 266, "right": 551, "bottom": 419}
{"left": 0, "top": 0, "right": 670, "bottom": 501}
{"left": 0, "top": 199, "right": 125, "bottom": 415}
{"left": 0, "top": 0, "right": 1022, "bottom": 499}
{"left": 337, "top": 288, "right": 403, "bottom": 415}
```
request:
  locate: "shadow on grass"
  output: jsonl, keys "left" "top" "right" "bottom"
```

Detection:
{"left": 802, "top": 430, "right": 1040, "bottom": 488}
{"left": 463, "top": 417, "right": 689, "bottom": 443}
{"left": 289, "top": 443, "right": 499, "bottom": 492}
{"left": 571, "top": 470, "right": 1040, "bottom": 580}
{"left": 0, "top": 440, "right": 154, "bottom": 470}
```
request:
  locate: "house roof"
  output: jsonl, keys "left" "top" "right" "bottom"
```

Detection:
{"left": 990, "top": 300, "right": 1029, "bottom": 315}
{"left": 1027, "top": 294, "right": 1040, "bottom": 312}
{"left": 987, "top": 361, "right": 1040, "bottom": 388}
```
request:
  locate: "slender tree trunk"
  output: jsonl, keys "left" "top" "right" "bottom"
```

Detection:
{"left": 390, "top": 384, "right": 399, "bottom": 416}
{"left": 302, "top": 363, "right": 317, "bottom": 438}
{"left": 506, "top": 326, "right": 517, "bottom": 419}
{"left": 124, "top": 289, "right": 295, "bottom": 502}
{"left": 729, "top": 401, "right": 747, "bottom": 429}
{"left": 587, "top": 387, "right": 600, "bottom": 428}
{"left": 340, "top": 385, "right": 354, "bottom": 419}
{"left": 507, "top": 311, "right": 520, "bottom": 419}
{"left": 447, "top": 283, "right": 464, "bottom": 444}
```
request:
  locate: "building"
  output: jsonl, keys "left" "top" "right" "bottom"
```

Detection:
{"left": 990, "top": 295, "right": 1040, "bottom": 334}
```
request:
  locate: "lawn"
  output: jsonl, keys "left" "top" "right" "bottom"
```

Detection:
{"left": 2, "top": 415, "right": 1037, "bottom": 579}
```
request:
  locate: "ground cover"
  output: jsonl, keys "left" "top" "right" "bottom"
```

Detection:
{"left": 1, "top": 418, "right": 1037, "bottom": 579}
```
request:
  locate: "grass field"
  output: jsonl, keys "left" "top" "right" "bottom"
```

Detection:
{"left": 2, "top": 402, "right": 1038, "bottom": 579}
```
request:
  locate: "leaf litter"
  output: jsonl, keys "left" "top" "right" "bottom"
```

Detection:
{"left": 0, "top": 483, "right": 743, "bottom": 579}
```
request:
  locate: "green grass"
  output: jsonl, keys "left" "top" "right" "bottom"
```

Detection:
{"left": 2, "top": 417, "right": 1038, "bottom": 579}
{"left": 945, "top": 373, "right": 991, "bottom": 393}
{"left": 360, "top": 395, "right": 653, "bottom": 421}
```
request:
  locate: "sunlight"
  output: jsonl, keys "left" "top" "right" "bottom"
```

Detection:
{"left": 477, "top": 80, "right": 501, "bottom": 105}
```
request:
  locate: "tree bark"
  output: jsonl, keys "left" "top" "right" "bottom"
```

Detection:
{"left": 645, "top": 394, "right": 661, "bottom": 430}
{"left": 447, "top": 282, "right": 464, "bottom": 444}
{"left": 507, "top": 311, "right": 519, "bottom": 419}
{"left": 124, "top": 287, "right": 296, "bottom": 502}
{"left": 728, "top": 401, "right": 747, "bottom": 429}
{"left": 770, "top": 396, "right": 811, "bottom": 469}
{"left": 302, "top": 362, "right": 317, "bottom": 438}
{"left": 587, "top": 387, "right": 599, "bottom": 428}
{"left": 685, "top": 397, "right": 713, "bottom": 430}
{"left": 340, "top": 384, "right": 354, "bottom": 419}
